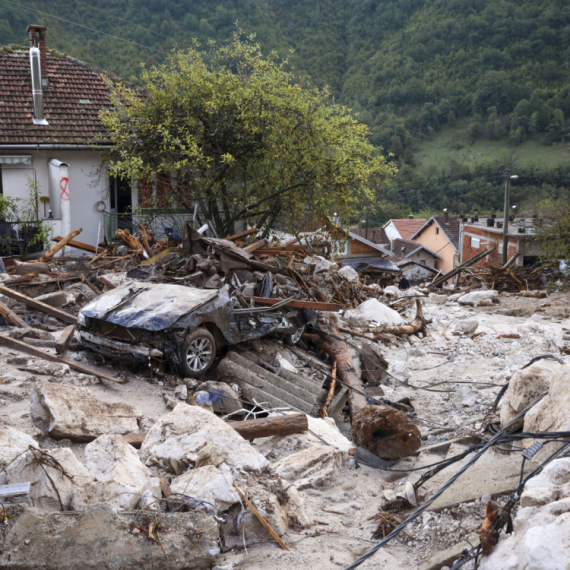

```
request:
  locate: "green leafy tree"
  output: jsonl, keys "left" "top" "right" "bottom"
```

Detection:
{"left": 100, "top": 33, "right": 395, "bottom": 236}
{"left": 534, "top": 197, "right": 570, "bottom": 261}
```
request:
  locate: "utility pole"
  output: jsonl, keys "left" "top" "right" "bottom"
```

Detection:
{"left": 502, "top": 174, "right": 518, "bottom": 265}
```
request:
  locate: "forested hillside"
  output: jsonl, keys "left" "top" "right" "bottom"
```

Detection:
{"left": 2, "top": 0, "right": 570, "bottom": 216}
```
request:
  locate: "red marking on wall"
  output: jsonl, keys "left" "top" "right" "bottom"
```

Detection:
{"left": 60, "top": 177, "right": 69, "bottom": 201}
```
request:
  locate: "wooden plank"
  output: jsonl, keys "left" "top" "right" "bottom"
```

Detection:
{"left": 0, "top": 299, "right": 28, "bottom": 327}
{"left": 139, "top": 247, "right": 180, "bottom": 266}
{"left": 227, "top": 413, "right": 308, "bottom": 440}
{"left": 0, "top": 286, "right": 76, "bottom": 324}
{"left": 224, "top": 228, "right": 260, "bottom": 241}
{"left": 51, "top": 236, "right": 109, "bottom": 254}
{"left": 253, "top": 249, "right": 297, "bottom": 256}
{"left": 55, "top": 325, "right": 75, "bottom": 355}
{"left": 0, "top": 333, "right": 127, "bottom": 384}
{"left": 243, "top": 296, "right": 341, "bottom": 312}
{"left": 243, "top": 239, "right": 266, "bottom": 253}
{"left": 0, "top": 482, "right": 31, "bottom": 498}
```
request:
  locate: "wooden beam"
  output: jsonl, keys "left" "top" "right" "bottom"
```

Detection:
{"left": 243, "top": 296, "right": 341, "bottom": 312}
{"left": 98, "top": 276, "right": 117, "bottom": 290}
{"left": 0, "top": 286, "right": 76, "bottom": 324}
{"left": 253, "top": 249, "right": 297, "bottom": 256}
{"left": 0, "top": 299, "right": 28, "bottom": 327}
{"left": 51, "top": 236, "right": 109, "bottom": 254}
{"left": 243, "top": 239, "right": 266, "bottom": 253}
{"left": 80, "top": 274, "right": 102, "bottom": 295}
{"left": 55, "top": 325, "right": 75, "bottom": 355}
{"left": 0, "top": 333, "right": 127, "bottom": 384}
{"left": 123, "top": 433, "right": 146, "bottom": 448}
{"left": 223, "top": 228, "right": 260, "bottom": 241}
{"left": 0, "top": 482, "right": 30, "bottom": 499}
{"left": 227, "top": 413, "right": 308, "bottom": 440}
{"left": 37, "top": 228, "right": 83, "bottom": 262}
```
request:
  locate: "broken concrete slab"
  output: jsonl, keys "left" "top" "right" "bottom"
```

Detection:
{"left": 419, "top": 533, "right": 478, "bottom": 570}
{"left": 195, "top": 380, "right": 242, "bottom": 415}
{"left": 170, "top": 465, "right": 240, "bottom": 511}
{"left": 0, "top": 502, "right": 219, "bottom": 569}
{"left": 71, "top": 434, "right": 150, "bottom": 510}
{"left": 273, "top": 444, "right": 347, "bottom": 489}
{"left": 31, "top": 380, "right": 142, "bottom": 441}
{"left": 420, "top": 450, "right": 536, "bottom": 512}
{"left": 35, "top": 291, "right": 73, "bottom": 308}
{"left": 5, "top": 447, "right": 91, "bottom": 510}
{"left": 140, "top": 403, "right": 269, "bottom": 471}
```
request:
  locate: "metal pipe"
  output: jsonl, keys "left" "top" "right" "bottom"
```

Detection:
{"left": 29, "top": 47, "right": 48, "bottom": 126}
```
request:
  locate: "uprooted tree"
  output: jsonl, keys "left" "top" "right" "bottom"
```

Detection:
{"left": 99, "top": 32, "right": 395, "bottom": 237}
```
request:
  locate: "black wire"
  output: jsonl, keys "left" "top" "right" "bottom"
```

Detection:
{"left": 344, "top": 396, "right": 544, "bottom": 570}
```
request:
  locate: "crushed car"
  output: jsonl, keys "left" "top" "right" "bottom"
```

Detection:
{"left": 76, "top": 281, "right": 315, "bottom": 377}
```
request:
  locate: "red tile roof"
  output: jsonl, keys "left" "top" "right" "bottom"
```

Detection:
{"left": 390, "top": 219, "right": 426, "bottom": 240}
{"left": 0, "top": 47, "right": 123, "bottom": 145}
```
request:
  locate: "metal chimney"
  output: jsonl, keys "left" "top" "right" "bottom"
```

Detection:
{"left": 29, "top": 47, "right": 48, "bottom": 125}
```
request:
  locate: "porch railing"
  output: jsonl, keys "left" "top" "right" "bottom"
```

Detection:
{"left": 0, "top": 220, "right": 44, "bottom": 257}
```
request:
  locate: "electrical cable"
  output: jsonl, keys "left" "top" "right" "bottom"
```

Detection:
{"left": 343, "top": 394, "right": 546, "bottom": 570}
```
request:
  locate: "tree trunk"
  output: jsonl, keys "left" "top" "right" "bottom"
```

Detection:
{"left": 228, "top": 413, "right": 308, "bottom": 440}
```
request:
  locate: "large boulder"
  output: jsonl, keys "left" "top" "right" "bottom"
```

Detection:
{"left": 170, "top": 466, "right": 240, "bottom": 511}
{"left": 523, "top": 364, "right": 570, "bottom": 463}
{"left": 140, "top": 403, "right": 268, "bottom": 471}
{"left": 71, "top": 434, "right": 150, "bottom": 510}
{"left": 273, "top": 445, "right": 346, "bottom": 489}
{"left": 344, "top": 298, "right": 405, "bottom": 328}
{"left": 0, "top": 426, "right": 39, "bottom": 485}
{"left": 457, "top": 290, "right": 498, "bottom": 306}
{"left": 520, "top": 457, "right": 570, "bottom": 508}
{"left": 5, "top": 448, "right": 90, "bottom": 510}
{"left": 500, "top": 360, "right": 562, "bottom": 427}
{"left": 31, "top": 380, "right": 142, "bottom": 441}
{"left": 351, "top": 405, "right": 421, "bottom": 460}
{"left": 0, "top": 503, "right": 219, "bottom": 569}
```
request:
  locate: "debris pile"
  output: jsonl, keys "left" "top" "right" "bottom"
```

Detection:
{"left": 1, "top": 224, "right": 570, "bottom": 570}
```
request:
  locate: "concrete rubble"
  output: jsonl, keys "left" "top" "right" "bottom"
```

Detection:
{"left": 1, "top": 227, "right": 570, "bottom": 570}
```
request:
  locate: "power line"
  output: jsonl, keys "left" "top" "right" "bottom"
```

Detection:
{"left": 0, "top": 0, "right": 167, "bottom": 55}
{"left": 69, "top": 0, "right": 170, "bottom": 39}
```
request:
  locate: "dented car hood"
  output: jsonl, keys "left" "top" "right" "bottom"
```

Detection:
{"left": 79, "top": 282, "right": 222, "bottom": 332}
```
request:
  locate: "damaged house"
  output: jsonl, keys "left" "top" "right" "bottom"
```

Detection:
{"left": 0, "top": 24, "right": 188, "bottom": 253}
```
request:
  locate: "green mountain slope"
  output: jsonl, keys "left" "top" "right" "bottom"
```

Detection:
{"left": 2, "top": 0, "right": 570, "bottom": 214}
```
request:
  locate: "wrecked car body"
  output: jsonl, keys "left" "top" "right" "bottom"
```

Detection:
{"left": 77, "top": 281, "right": 314, "bottom": 377}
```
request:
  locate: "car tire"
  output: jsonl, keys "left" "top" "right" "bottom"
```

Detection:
{"left": 284, "top": 325, "right": 305, "bottom": 346}
{"left": 179, "top": 328, "right": 216, "bottom": 378}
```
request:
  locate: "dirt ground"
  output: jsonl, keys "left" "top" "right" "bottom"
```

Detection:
{"left": 1, "top": 289, "right": 569, "bottom": 570}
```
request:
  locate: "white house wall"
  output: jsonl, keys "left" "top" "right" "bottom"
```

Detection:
{"left": 1, "top": 149, "right": 108, "bottom": 252}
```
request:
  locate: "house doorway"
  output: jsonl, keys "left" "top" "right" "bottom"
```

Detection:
{"left": 109, "top": 175, "right": 132, "bottom": 234}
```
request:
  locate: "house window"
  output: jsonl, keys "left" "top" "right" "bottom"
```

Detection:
{"left": 498, "top": 242, "right": 503, "bottom": 254}
{"left": 471, "top": 237, "right": 480, "bottom": 249}
{"left": 420, "top": 260, "right": 426, "bottom": 265}
{"left": 436, "top": 227, "right": 439, "bottom": 235}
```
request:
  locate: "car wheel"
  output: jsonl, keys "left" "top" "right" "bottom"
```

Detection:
{"left": 284, "top": 325, "right": 305, "bottom": 346}
{"left": 179, "top": 328, "right": 216, "bottom": 377}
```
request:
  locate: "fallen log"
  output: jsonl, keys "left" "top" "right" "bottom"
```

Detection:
{"left": 0, "top": 286, "right": 76, "bottom": 324}
{"left": 98, "top": 276, "right": 117, "bottom": 290}
{"left": 0, "top": 333, "right": 127, "bottom": 384}
{"left": 510, "top": 290, "right": 548, "bottom": 298}
{"left": 310, "top": 314, "right": 421, "bottom": 459}
{"left": 115, "top": 228, "right": 144, "bottom": 253}
{"left": 503, "top": 251, "right": 520, "bottom": 269}
{"left": 227, "top": 412, "right": 308, "bottom": 440}
{"left": 381, "top": 298, "right": 426, "bottom": 335}
{"left": 36, "top": 228, "right": 83, "bottom": 263}
{"left": 0, "top": 299, "right": 28, "bottom": 327}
